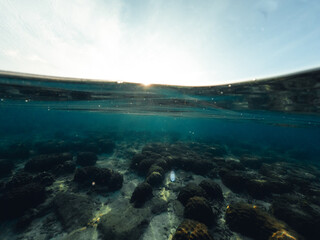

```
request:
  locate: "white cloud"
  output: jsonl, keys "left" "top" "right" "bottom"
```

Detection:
{"left": 2, "top": 49, "right": 20, "bottom": 58}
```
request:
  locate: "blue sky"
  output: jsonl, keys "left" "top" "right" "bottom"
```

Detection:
{"left": 0, "top": 0, "right": 319, "bottom": 86}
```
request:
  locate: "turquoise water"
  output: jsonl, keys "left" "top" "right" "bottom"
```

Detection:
{"left": 0, "top": 70, "right": 319, "bottom": 239}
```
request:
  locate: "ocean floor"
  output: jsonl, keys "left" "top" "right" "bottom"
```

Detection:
{"left": 0, "top": 131, "right": 320, "bottom": 240}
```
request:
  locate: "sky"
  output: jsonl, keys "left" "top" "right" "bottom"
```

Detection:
{"left": 0, "top": 0, "right": 320, "bottom": 86}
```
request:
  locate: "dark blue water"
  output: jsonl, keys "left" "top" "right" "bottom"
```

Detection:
{"left": 0, "top": 70, "right": 319, "bottom": 240}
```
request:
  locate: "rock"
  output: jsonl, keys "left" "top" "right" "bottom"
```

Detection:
{"left": 131, "top": 142, "right": 219, "bottom": 176}
{"left": 53, "top": 160, "right": 76, "bottom": 175}
{"left": 150, "top": 197, "right": 168, "bottom": 215}
{"left": 97, "top": 139, "right": 115, "bottom": 154}
{"left": 219, "top": 169, "right": 249, "bottom": 193}
{"left": 5, "top": 171, "right": 33, "bottom": 190}
{"left": 130, "top": 182, "right": 153, "bottom": 208}
{"left": 76, "top": 152, "right": 97, "bottom": 166}
{"left": 24, "top": 152, "right": 72, "bottom": 172}
{"left": 199, "top": 180, "right": 223, "bottom": 201}
{"left": 207, "top": 168, "right": 219, "bottom": 179}
{"left": 177, "top": 183, "right": 207, "bottom": 206}
{"left": 137, "top": 158, "right": 157, "bottom": 175}
{"left": 147, "top": 165, "right": 165, "bottom": 176}
{"left": 0, "top": 159, "right": 14, "bottom": 177}
{"left": 16, "top": 208, "right": 40, "bottom": 230}
{"left": 184, "top": 196, "right": 215, "bottom": 226}
{"left": 272, "top": 194, "right": 320, "bottom": 239}
{"left": 269, "top": 229, "right": 299, "bottom": 240}
{"left": 246, "top": 178, "right": 292, "bottom": 199}
{"left": 240, "top": 156, "right": 263, "bottom": 169}
{"left": 98, "top": 200, "right": 151, "bottom": 240}
{"left": 172, "top": 219, "right": 214, "bottom": 240}
{"left": 175, "top": 157, "right": 214, "bottom": 175}
{"left": 6, "top": 143, "right": 30, "bottom": 159}
{"left": 0, "top": 182, "right": 46, "bottom": 220}
{"left": 226, "top": 203, "right": 298, "bottom": 240}
{"left": 33, "top": 172, "right": 54, "bottom": 187}
{"left": 146, "top": 172, "right": 163, "bottom": 186}
{"left": 62, "top": 227, "right": 96, "bottom": 240}
{"left": 74, "top": 166, "right": 123, "bottom": 192}
{"left": 53, "top": 192, "right": 96, "bottom": 232}
{"left": 220, "top": 168, "right": 292, "bottom": 199}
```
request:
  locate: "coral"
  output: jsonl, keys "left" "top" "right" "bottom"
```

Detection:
{"left": 146, "top": 171, "right": 163, "bottom": 186}
{"left": 0, "top": 159, "right": 14, "bottom": 177}
{"left": 269, "top": 230, "right": 298, "bottom": 240}
{"left": 130, "top": 182, "right": 153, "bottom": 208}
{"left": 172, "top": 219, "right": 214, "bottom": 240}
{"left": 226, "top": 203, "right": 297, "bottom": 240}
{"left": 0, "top": 182, "right": 46, "bottom": 220}
{"left": 178, "top": 183, "right": 207, "bottom": 206}
{"left": 76, "top": 152, "right": 97, "bottom": 166}
{"left": 199, "top": 180, "right": 223, "bottom": 201}
{"left": 272, "top": 194, "right": 320, "bottom": 239}
{"left": 74, "top": 166, "right": 123, "bottom": 191}
{"left": 184, "top": 196, "right": 215, "bottom": 226}
{"left": 24, "top": 152, "right": 72, "bottom": 172}
{"left": 147, "top": 164, "right": 165, "bottom": 176}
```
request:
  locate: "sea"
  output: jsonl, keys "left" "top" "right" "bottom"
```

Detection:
{"left": 0, "top": 69, "right": 319, "bottom": 240}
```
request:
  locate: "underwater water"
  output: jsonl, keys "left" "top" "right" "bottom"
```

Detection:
{"left": 0, "top": 69, "right": 319, "bottom": 240}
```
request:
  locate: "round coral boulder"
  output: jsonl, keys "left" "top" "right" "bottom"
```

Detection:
{"left": 199, "top": 180, "right": 224, "bottom": 201}
{"left": 130, "top": 182, "right": 153, "bottom": 208}
{"left": 184, "top": 196, "right": 215, "bottom": 226}
{"left": 172, "top": 219, "right": 214, "bottom": 240}
{"left": 76, "top": 152, "right": 97, "bottom": 166}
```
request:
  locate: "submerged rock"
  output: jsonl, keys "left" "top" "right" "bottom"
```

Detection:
{"left": 76, "top": 152, "right": 97, "bottom": 166}
{"left": 184, "top": 196, "right": 215, "bottom": 226}
{"left": 53, "top": 160, "right": 76, "bottom": 175}
{"left": 225, "top": 203, "right": 298, "bottom": 240}
{"left": 0, "top": 170, "right": 55, "bottom": 221}
{"left": 53, "top": 192, "right": 96, "bottom": 232}
{"left": 272, "top": 194, "right": 320, "bottom": 240}
{"left": 130, "top": 182, "right": 153, "bottom": 208}
{"left": 74, "top": 166, "right": 123, "bottom": 191}
{"left": 0, "top": 182, "right": 46, "bottom": 220}
{"left": 96, "top": 139, "right": 115, "bottom": 154}
{"left": 240, "top": 155, "right": 263, "bottom": 169}
{"left": 5, "top": 171, "right": 35, "bottom": 189}
{"left": 220, "top": 168, "right": 292, "bottom": 199}
{"left": 24, "top": 152, "right": 72, "bottom": 172}
{"left": 219, "top": 169, "right": 249, "bottom": 193}
{"left": 98, "top": 199, "right": 151, "bottom": 240}
{"left": 199, "top": 179, "right": 224, "bottom": 201}
{"left": 172, "top": 219, "right": 214, "bottom": 240}
{"left": 0, "top": 159, "right": 14, "bottom": 177}
{"left": 178, "top": 183, "right": 207, "bottom": 206}
{"left": 5, "top": 143, "right": 30, "bottom": 159}
{"left": 33, "top": 171, "right": 55, "bottom": 187}
{"left": 146, "top": 171, "right": 163, "bottom": 186}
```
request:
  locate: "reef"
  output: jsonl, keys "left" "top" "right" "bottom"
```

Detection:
{"left": 199, "top": 179, "right": 224, "bottom": 201}
{"left": 271, "top": 194, "right": 320, "bottom": 240}
{"left": 98, "top": 199, "right": 152, "bottom": 240}
{"left": 0, "top": 171, "right": 54, "bottom": 222}
{"left": 177, "top": 183, "right": 208, "bottom": 206}
{"left": 74, "top": 166, "right": 123, "bottom": 191}
{"left": 53, "top": 192, "right": 97, "bottom": 231}
{"left": 76, "top": 152, "right": 98, "bottom": 166}
{"left": 184, "top": 196, "right": 215, "bottom": 226}
{"left": 0, "top": 159, "right": 14, "bottom": 177}
{"left": 130, "top": 182, "right": 153, "bottom": 208}
{"left": 0, "top": 136, "right": 319, "bottom": 240}
{"left": 225, "top": 203, "right": 299, "bottom": 240}
{"left": 24, "top": 152, "right": 73, "bottom": 173}
{"left": 172, "top": 219, "right": 214, "bottom": 240}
